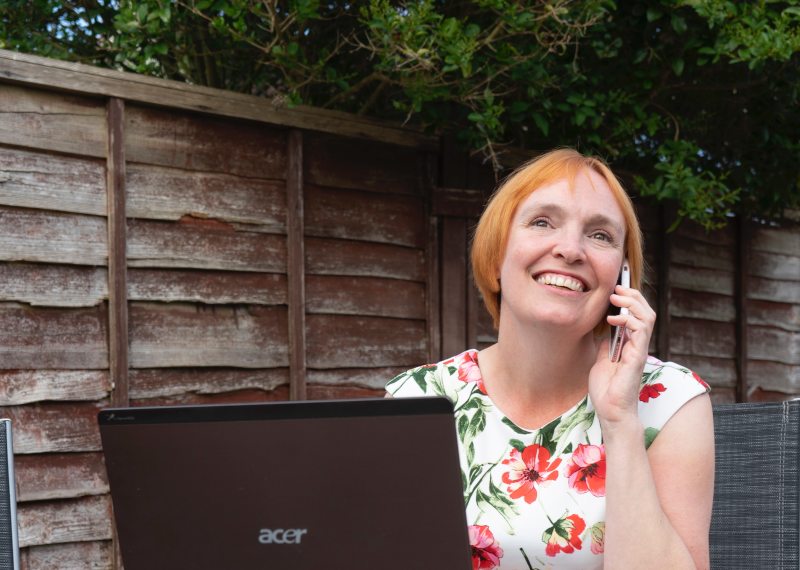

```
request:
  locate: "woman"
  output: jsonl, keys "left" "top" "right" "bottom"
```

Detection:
{"left": 385, "top": 149, "right": 714, "bottom": 570}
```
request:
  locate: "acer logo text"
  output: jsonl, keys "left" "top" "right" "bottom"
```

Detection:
{"left": 259, "top": 529, "right": 307, "bottom": 544}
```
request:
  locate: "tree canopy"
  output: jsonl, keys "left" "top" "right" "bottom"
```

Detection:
{"left": 2, "top": 0, "right": 800, "bottom": 229}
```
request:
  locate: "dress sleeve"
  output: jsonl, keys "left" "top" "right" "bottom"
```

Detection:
{"left": 637, "top": 357, "right": 711, "bottom": 449}
{"left": 384, "top": 363, "right": 438, "bottom": 397}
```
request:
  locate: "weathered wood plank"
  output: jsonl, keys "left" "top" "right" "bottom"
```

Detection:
{"left": 127, "top": 218, "right": 287, "bottom": 272}
{"left": 671, "top": 355, "right": 737, "bottom": 388}
{"left": 128, "top": 269, "right": 287, "bottom": 305}
{"left": 129, "top": 302, "right": 289, "bottom": 368}
{"left": 0, "top": 306, "right": 108, "bottom": 369}
{"left": 127, "top": 163, "right": 286, "bottom": 230}
{"left": 673, "top": 219, "right": 735, "bottom": 246}
{"left": 669, "top": 288, "right": 736, "bottom": 323}
{"left": 15, "top": 453, "right": 108, "bottom": 502}
{"left": 432, "top": 187, "right": 486, "bottom": 218}
{"left": 305, "top": 315, "right": 427, "bottom": 369}
{"left": 709, "top": 388, "right": 736, "bottom": 405}
{"left": 306, "top": 367, "right": 408, "bottom": 391}
{"left": 670, "top": 237, "right": 734, "bottom": 272}
{"left": 0, "top": 145, "right": 106, "bottom": 215}
{"left": 0, "top": 84, "right": 106, "bottom": 157}
{"left": 18, "top": 495, "right": 112, "bottom": 547}
{"left": 305, "top": 237, "right": 426, "bottom": 282}
{"left": 306, "top": 385, "right": 385, "bottom": 400}
{"left": 750, "top": 225, "right": 800, "bottom": 257}
{"left": 0, "top": 401, "right": 104, "bottom": 454}
{"left": 128, "top": 367, "right": 288, "bottom": 399}
{"left": 747, "top": 299, "right": 799, "bottom": 332}
{"left": 0, "top": 207, "right": 107, "bottom": 266}
{"left": 306, "top": 275, "right": 425, "bottom": 320}
{"left": 749, "top": 250, "right": 800, "bottom": 282}
{"left": 125, "top": 104, "right": 286, "bottom": 179}
{"left": 131, "top": 387, "right": 289, "bottom": 407}
{"left": 305, "top": 185, "right": 425, "bottom": 249}
{"left": 670, "top": 264, "right": 734, "bottom": 296}
{"left": 0, "top": 370, "right": 110, "bottom": 405}
{"left": 0, "top": 263, "right": 107, "bottom": 307}
{"left": 287, "top": 129, "right": 306, "bottom": 401}
{"left": 23, "top": 541, "right": 112, "bottom": 570}
{"left": 304, "top": 132, "right": 423, "bottom": 196}
{"left": 748, "top": 276, "right": 800, "bottom": 304}
{"left": 441, "top": 218, "right": 467, "bottom": 357}
{"left": 748, "top": 360, "right": 800, "bottom": 394}
{"left": 747, "top": 325, "right": 800, "bottom": 365}
{"left": 669, "top": 317, "right": 736, "bottom": 359}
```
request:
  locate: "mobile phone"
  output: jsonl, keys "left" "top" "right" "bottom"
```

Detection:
{"left": 609, "top": 258, "right": 631, "bottom": 362}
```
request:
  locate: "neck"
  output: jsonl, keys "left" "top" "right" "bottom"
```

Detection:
{"left": 479, "top": 315, "right": 599, "bottom": 430}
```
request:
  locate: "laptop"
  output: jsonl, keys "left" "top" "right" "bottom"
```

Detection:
{"left": 98, "top": 397, "right": 472, "bottom": 570}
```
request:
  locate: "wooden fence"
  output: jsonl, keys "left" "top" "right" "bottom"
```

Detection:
{"left": 0, "top": 49, "right": 797, "bottom": 569}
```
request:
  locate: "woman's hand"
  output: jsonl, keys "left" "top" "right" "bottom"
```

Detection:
{"left": 588, "top": 285, "right": 657, "bottom": 429}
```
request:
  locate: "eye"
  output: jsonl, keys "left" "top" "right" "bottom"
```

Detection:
{"left": 591, "top": 232, "right": 612, "bottom": 242}
{"left": 531, "top": 217, "right": 551, "bottom": 228}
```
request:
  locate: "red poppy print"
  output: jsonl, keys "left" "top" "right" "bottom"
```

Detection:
{"left": 563, "top": 444, "right": 606, "bottom": 497}
{"left": 692, "top": 370, "right": 710, "bottom": 391}
{"left": 543, "top": 513, "right": 586, "bottom": 557}
{"left": 457, "top": 351, "right": 486, "bottom": 395}
{"left": 468, "top": 525, "right": 504, "bottom": 570}
{"left": 502, "top": 444, "right": 561, "bottom": 504}
{"left": 639, "top": 382, "right": 666, "bottom": 402}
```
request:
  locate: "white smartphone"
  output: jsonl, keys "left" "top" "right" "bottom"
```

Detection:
{"left": 609, "top": 258, "right": 631, "bottom": 362}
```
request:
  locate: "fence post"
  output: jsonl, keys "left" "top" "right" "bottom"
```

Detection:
{"left": 657, "top": 205, "right": 672, "bottom": 362}
{"left": 735, "top": 216, "right": 750, "bottom": 403}
{"left": 287, "top": 129, "right": 307, "bottom": 400}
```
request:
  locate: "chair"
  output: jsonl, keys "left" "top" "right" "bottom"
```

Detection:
{"left": 710, "top": 401, "right": 799, "bottom": 569}
{"left": 0, "top": 419, "right": 19, "bottom": 570}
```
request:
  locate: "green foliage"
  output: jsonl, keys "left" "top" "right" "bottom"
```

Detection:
{"left": 2, "top": 0, "right": 800, "bottom": 228}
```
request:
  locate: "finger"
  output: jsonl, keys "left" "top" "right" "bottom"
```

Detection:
{"left": 607, "top": 312, "right": 647, "bottom": 333}
{"left": 615, "top": 285, "right": 655, "bottom": 309}
{"left": 610, "top": 294, "right": 655, "bottom": 325}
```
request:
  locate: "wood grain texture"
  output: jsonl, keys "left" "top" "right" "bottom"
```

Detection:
{"left": 23, "top": 541, "right": 112, "bottom": 570}
{"left": 748, "top": 325, "right": 799, "bottom": 365}
{"left": 657, "top": 206, "right": 671, "bottom": 361}
{"left": 0, "top": 84, "right": 106, "bottom": 157}
{"left": 0, "top": 145, "right": 106, "bottom": 215}
{"left": 750, "top": 225, "right": 800, "bottom": 256}
{"left": 669, "top": 317, "right": 736, "bottom": 359}
{"left": 128, "top": 269, "right": 287, "bottom": 305}
{"left": 747, "top": 299, "right": 799, "bottom": 332}
{"left": 0, "top": 49, "right": 436, "bottom": 150}
{"left": 129, "top": 302, "right": 289, "bottom": 368}
{"left": 305, "top": 237, "right": 425, "bottom": 281}
{"left": 127, "top": 218, "right": 287, "bottom": 272}
{"left": 749, "top": 250, "right": 800, "bottom": 281}
{"left": 673, "top": 219, "right": 735, "bottom": 247}
{"left": 18, "top": 495, "right": 112, "bottom": 547}
{"left": 735, "top": 218, "right": 749, "bottom": 403}
{"left": 306, "top": 275, "right": 425, "bottom": 319}
{"left": 0, "top": 370, "right": 110, "bottom": 405}
{"left": 427, "top": 212, "right": 441, "bottom": 362}
{"left": 746, "top": 388, "right": 798, "bottom": 402}
{"left": 432, "top": 187, "right": 486, "bottom": 218}
{"left": 128, "top": 367, "right": 288, "bottom": 399}
{"left": 748, "top": 360, "right": 800, "bottom": 394}
{"left": 131, "top": 387, "right": 289, "bottom": 407}
{"left": 125, "top": 104, "right": 286, "bottom": 178}
{"left": 709, "top": 388, "right": 736, "bottom": 405}
{"left": 286, "top": 129, "right": 306, "bottom": 401}
{"left": 670, "top": 264, "right": 734, "bottom": 296}
{"left": 0, "top": 401, "right": 105, "bottom": 454}
{"left": 0, "top": 306, "right": 108, "bottom": 369}
{"left": 306, "top": 367, "right": 407, "bottom": 391}
{"left": 441, "top": 218, "right": 467, "bottom": 358}
{"left": 671, "top": 236, "right": 734, "bottom": 271}
{"left": 305, "top": 314, "right": 427, "bottom": 369}
{"left": 0, "top": 207, "right": 107, "bottom": 266}
{"left": 15, "top": 453, "right": 108, "bottom": 502}
{"left": 748, "top": 276, "right": 800, "bottom": 304}
{"left": 306, "top": 385, "right": 385, "bottom": 400}
{"left": 305, "top": 185, "right": 425, "bottom": 248}
{"left": 0, "top": 263, "right": 107, "bottom": 307}
{"left": 304, "top": 132, "right": 424, "bottom": 195}
{"left": 127, "top": 163, "right": 286, "bottom": 230}
{"left": 669, "top": 288, "right": 736, "bottom": 323}
{"left": 671, "top": 354, "right": 737, "bottom": 388}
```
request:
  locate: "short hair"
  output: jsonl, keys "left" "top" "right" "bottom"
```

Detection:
{"left": 471, "top": 148, "right": 644, "bottom": 336}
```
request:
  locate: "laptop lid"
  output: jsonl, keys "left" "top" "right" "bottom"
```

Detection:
{"left": 98, "top": 397, "right": 471, "bottom": 570}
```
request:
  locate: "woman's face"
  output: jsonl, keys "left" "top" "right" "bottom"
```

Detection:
{"left": 497, "top": 170, "right": 626, "bottom": 335}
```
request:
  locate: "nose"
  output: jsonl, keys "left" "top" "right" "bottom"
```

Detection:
{"left": 551, "top": 226, "right": 587, "bottom": 264}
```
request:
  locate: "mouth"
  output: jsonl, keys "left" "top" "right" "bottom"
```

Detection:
{"left": 533, "top": 272, "right": 588, "bottom": 293}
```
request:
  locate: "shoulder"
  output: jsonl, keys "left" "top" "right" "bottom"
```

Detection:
{"left": 385, "top": 350, "right": 482, "bottom": 400}
{"left": 638, "top": 356, "right": 711, "bottom": 447}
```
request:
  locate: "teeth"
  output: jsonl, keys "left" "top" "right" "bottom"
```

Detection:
{"left": 555, "top": 276, "right": 565, "bottom": 287}
{"left": 536, "top": 274, "right": 585, "bottom": 292}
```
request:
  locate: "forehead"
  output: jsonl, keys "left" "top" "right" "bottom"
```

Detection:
{"left": 517, "top": 169, "right": 626, "bottom": 226}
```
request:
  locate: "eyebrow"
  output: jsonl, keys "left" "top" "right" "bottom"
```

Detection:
{"left": 520, "top": 202, "right": 624, "bottom": 234}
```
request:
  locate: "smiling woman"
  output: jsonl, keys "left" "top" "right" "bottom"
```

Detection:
{"left": 385, "top": 148, "right": 714, "bottom": 570}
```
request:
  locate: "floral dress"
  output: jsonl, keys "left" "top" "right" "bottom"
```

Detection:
{"left": 385, "top": 349, "right": 710, "bottom": 570}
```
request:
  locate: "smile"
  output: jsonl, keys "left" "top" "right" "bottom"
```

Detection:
{"left": 534, "top": 273, "right": 587, "bottom": 292}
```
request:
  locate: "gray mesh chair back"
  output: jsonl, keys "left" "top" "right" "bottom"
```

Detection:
{"left": 0, "top": 420, "right": 19, "bottom": 570}
{"left": 710, "top": 401, "right": 799, "bottom": 569}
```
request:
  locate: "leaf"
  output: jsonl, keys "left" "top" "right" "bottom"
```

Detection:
{"left": 287, "top": 42, "right": 299, "bottom": 55}
{"left": 509, "top": 439, "right": 526, "bottom": 452}
{"left": 467, "top": 408, "right": 487, "bottom": 443}
{"left": 671, "top": 14, "right": 687, "bottom": 35}
{"left": 467, "top": 442, "right": 475, "bottom": 465}
{"left": 464, "top": 24, "right": 480, "bottom": 37}
{"left": 469, "top": 464, "right": 482, "bottom": 483}
{"left": 646, "top": 7, "right": 663, "bottom": 22}
{"left": 671, "top": 57, "right": 684, "bottom": 77}
{"left": 461, "top": 469, "right": 468, "bottom": 492}
{"left": 644, "top": 427, "right": 660, "bottom": 450}
{"left": 502, "top": 416, "right": 532, "bottom": 435}
{"left": 552, "top": 402, "right": 595, "bottom": 457}
{"left": 532, "top": 112, "right": 549, "bottom": 136}
{"left": 458, "top": 413, "right": 469, "bottom": 442}
{"left": 538, "top": 417, "right": 561, "bottom": 457}
{"left": 195, "top": 0, "right": 212, "bottom": 9}
{"left": 476, "top": 479, "right": 519, "bottom": 534}
{"left": 154, "top": 43, "right": 168, "bottom": 55}
{"left": 410, "top": 368, "right": 428, "bottom": 393}
{"left": 785, "top": 7, "right": 800, "bottom": 17}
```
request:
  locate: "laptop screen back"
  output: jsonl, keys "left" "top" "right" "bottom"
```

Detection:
{"left": 99, "top": 397, "right": 471, "bottom": 570}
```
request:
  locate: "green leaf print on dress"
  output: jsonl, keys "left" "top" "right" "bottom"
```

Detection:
{"left": 552, "top": 398, "right": 595, "bottom": 458}
{"left": 476, "top": 477, "right": 521, "bottom": 534}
